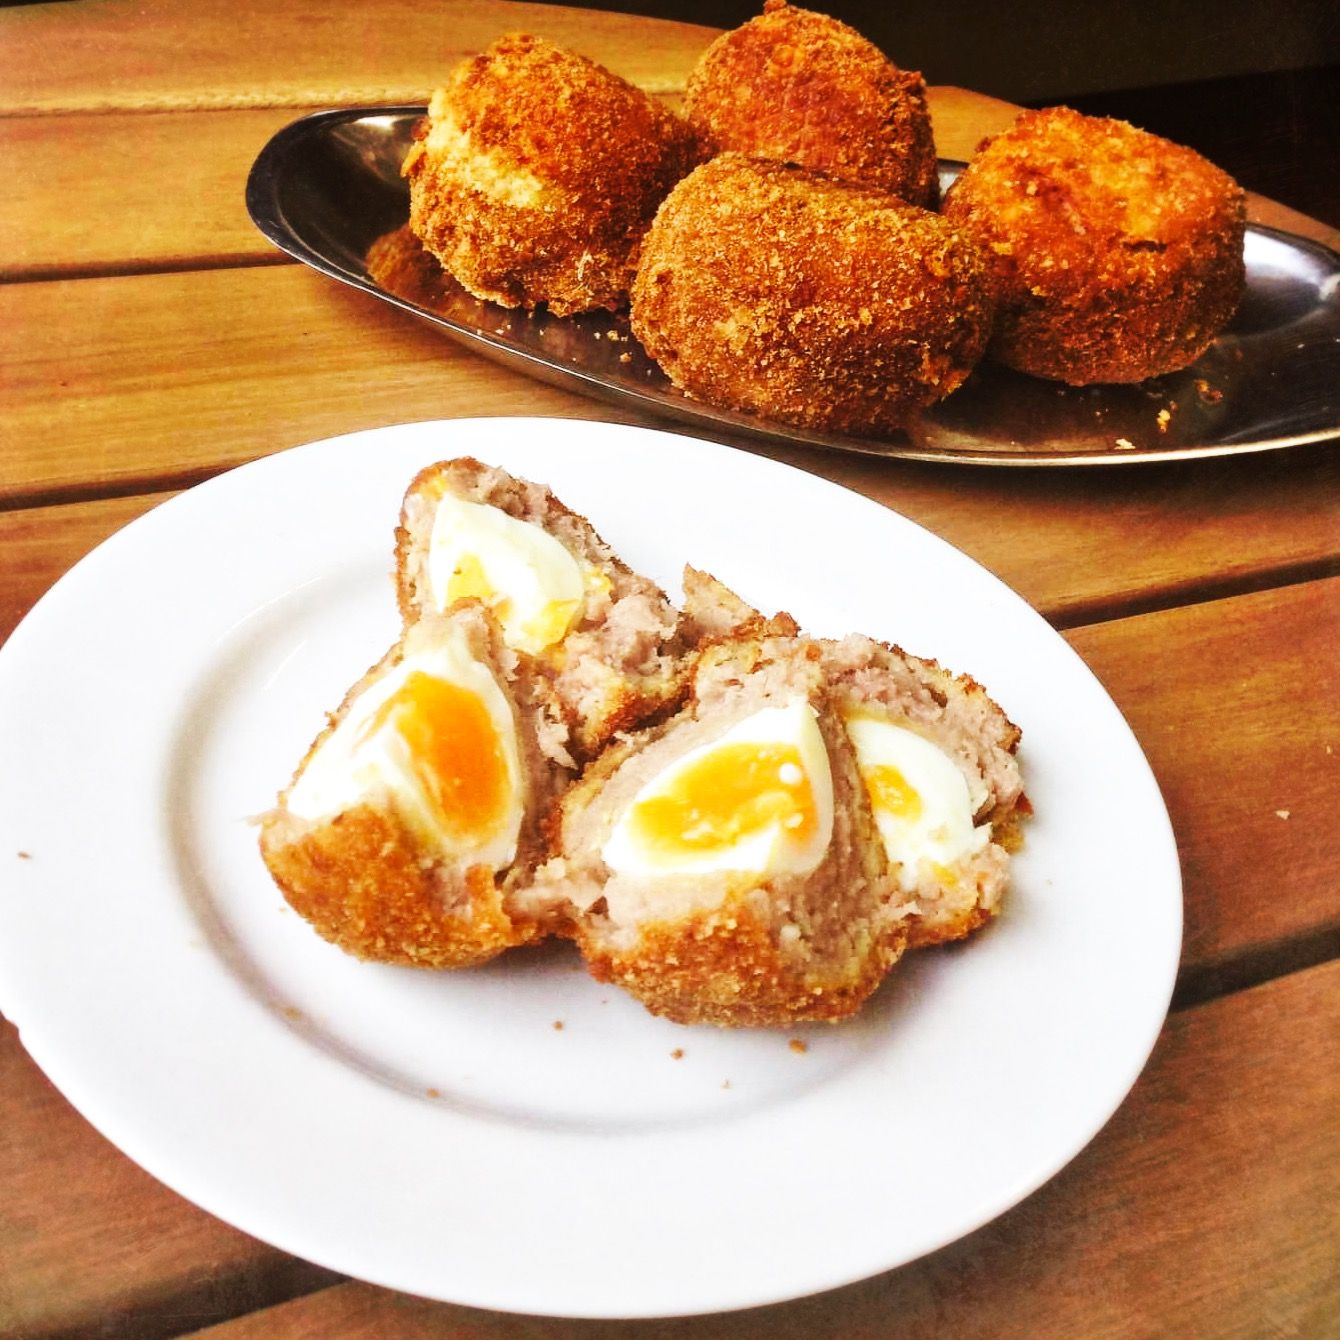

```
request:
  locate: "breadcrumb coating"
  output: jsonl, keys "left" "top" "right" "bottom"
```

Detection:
{"left": 630, "top": 154, "right": 993, "bottom": 434}
{"left": 943, "top": 106, "right": 1246, "bottom": 385}
{"left": 402, "top": 33, "right": 701, "bottom": 316}
{"left": 261, "top": 803, "right": 539, "bottom": 968}
{"left": 684, "top": 0, "right": 938, "bottom": 207}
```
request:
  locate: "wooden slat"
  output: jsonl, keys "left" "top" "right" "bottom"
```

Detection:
{"left": 6, "top": 263, "right": 1340, "bottom": 621}
{"left": 0, "top": 493, "right": 173, "bottom": 648}
{"left": 0, "top": 264, "right": 648, "bottom": 506}
{"left": 0, "top": 1018, "right": 340, "bottom": 1340}
{"left": 1068, "top": 578, "right": 1340, "bottom": 992}
{"left": 0, "top": 0, "right": 716, "bottom": 114}
{"left": 770, "top": 437, "right": 1340, "bottom": 628}
{"left": 2, "top": 108, "right": 323, "bottom": 281}
{"left": 3, "top": 577, "right": 1336, "bottom": 1338}
{"left": 5, "top": 87, "right": 1335, "bottom": 282}
{"left": 181, "top": 959, "right": 1340, "bottom": 1339}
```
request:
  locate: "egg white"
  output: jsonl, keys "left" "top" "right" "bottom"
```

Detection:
{"left": 285, "top": 623, "right": 524, "bottom": 867}
{"left": 427, "top": 495, "right": 593, "bottom": 656}
{"left": 844, "top": 714, "right": 989, "bottom": 891}
{"left": 601, "top": 699, "right": 835, "bottom": 877}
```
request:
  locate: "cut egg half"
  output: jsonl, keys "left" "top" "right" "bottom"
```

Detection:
{"left": 602, "top": 699, "right": 835, "bottom": 877}
{"left": 285, "top": 625, "right": 525, "bottom": 867}
{"left": 844, "top": 712, "right": 989, "bottom": 891}
{"left": 427, "top": 495, "right": 609, "bottom": 656}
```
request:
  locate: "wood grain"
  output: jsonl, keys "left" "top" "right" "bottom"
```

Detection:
{"left": 2, "top": 108, "right": 323, "bottom": 281}
{"left": 0, "top": 264, "right": 647, "bottom": 506}
{"left": 0, "top": 493, "right": 175, "bottom": 648}
{"left": 0, "top": 0, "right": 716, "bottom": 114}
{"left": 1069, "top": 577, "right": 1340, "bottom": 982}
{"left": 6, "top": 263, "right": 1340, "bottom": 623}
{"left": 181, "top": 959, "right": 1340, "bottom": 1339}
{"left": 0, "top": 1019, "right": 340, "bottom": 1340}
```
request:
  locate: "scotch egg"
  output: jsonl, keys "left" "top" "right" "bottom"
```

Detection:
{"left": 285, "top": 616, "right": 525, "bottom": 865}
{"left": 258, "top": 605, "right": 567, "bottom": 968}
{"left": 822, "top": 630, "right": 1027, "bottom": 948}
{"left": 546, "top": 630, "right": 906, "bottom": 1027}
{"left": 396, "top": 459, "right": 691, "bottom": 762}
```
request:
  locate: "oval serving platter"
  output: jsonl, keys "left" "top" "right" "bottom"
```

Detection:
{"left": 246, "top": 107, "right": 1340, "bottom": 467}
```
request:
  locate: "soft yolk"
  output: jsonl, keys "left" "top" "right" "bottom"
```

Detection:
{"left": 625, "top": 743, "right": 817, "bottom": 858}
{"left": 519, "top": 598, "right": 582, "bottom": 652}
{"left": 862, "top": 764, "right": 924, "bottom": 822}
{"left": 361, "top": 670, "right": 510, "bottom": 839}
{"left": 444, "top": 552, "right": 496, "bottom": 605}
{"left": 445, "top": 553, "right": 580, "bottom": 656}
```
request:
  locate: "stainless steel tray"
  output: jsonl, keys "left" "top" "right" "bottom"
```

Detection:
{"left": 246, "top": 106, "right": 1340, "bottom": 467}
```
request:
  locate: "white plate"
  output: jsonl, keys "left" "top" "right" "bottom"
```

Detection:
{"left": 0, "top": 418, "right": 1180, "bottom": 1318}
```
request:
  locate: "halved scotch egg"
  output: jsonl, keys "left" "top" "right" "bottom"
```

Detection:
{"left": 396, "top": 458, "right": 691, "bottom": 762}
{"left": 673, "top": 572, "right": 1028, "bottom": 948}
{"left": 538, "top": 632, "right": 909, "bottom": 1026}
{"left": 258, "top": 604, "right": 569, "bottom": 968}
{"left": 823, "top": 635, "right": 1028, "bottom": 947}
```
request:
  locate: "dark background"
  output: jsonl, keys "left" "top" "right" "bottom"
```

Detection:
{"left": 543, "top": 1, "right": 1340, "bottom": 226}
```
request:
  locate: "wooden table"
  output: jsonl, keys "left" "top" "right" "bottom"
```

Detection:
{"left": 3, "top": 3, "right": 1339, "bottom": 1336}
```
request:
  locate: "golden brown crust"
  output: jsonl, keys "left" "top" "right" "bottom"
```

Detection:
{"left": 578, "top": 890, "right": 900, "bottom": 1027}
{"left": 402, "top": 33, "right": 701, "bottom": 315}
{"left": 260, "top": 804, "right": 539, "bottom": 968}
{"left": 630, "top": 154, "right": 993, "bottom": 434}
{"left": 684, "top": 0, "right": 938, "bottom": 207}
{"left": 942, "top": 106, "right": 1246, "bottom": 385}
{"left": 680, "top": 566, "right": 800, "bottom": 645}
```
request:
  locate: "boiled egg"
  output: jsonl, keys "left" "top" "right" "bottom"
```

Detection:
{"left": 285, "top": 624, "right": 524, "bottom": 866}
{"left": 602, "top": 699, "right": 835, "bottom": 876}
{"left": 427, "top": 496, "right": 606, "bottom": 656}
{"left": 844, "top": 713, "right": 988, "bottom": 891}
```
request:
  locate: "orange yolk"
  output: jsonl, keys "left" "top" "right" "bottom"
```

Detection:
{"left": 444, "top": 552, "right": 499, "bottom": 609}
{"left": 862, "top": 764, "right": 923, "bottom": 821}
{"left": 446, "top": 553, "right": 581, "bottom": 653}
{"left": 625, "top": 743, "right": 816, "bottom": 859}
{"left": 362, "top": 671, "right": 511, "bottom": 839}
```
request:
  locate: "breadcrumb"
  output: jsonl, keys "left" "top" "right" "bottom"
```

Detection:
{"left": 943, "top": 107, "right": 1245, "bottom": 384}
{"left": 631, "top": 154, "right": 992, "bottom": 434}
{"left": 403, "top": 33, "right": 700, "bottom": 315}
{"left": 684, "top": 0, "right": 938, "bottom": 207}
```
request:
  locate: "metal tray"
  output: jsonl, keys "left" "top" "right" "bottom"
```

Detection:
{"left": 246, "top": 106, "right": 1340, "bottom": 467}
